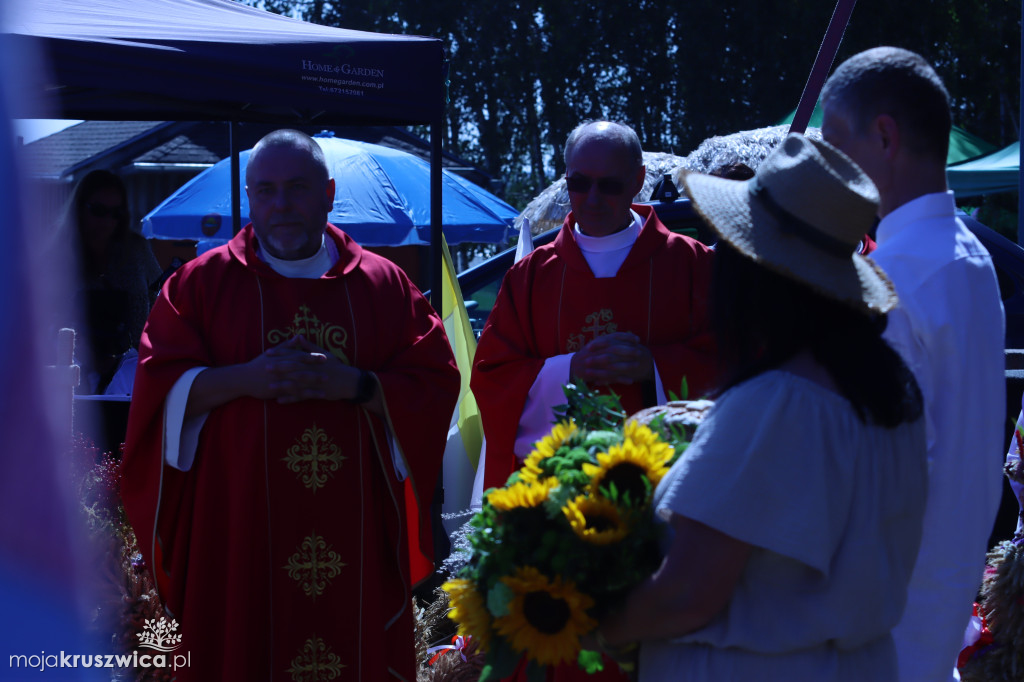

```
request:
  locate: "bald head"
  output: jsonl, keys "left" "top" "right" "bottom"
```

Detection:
{"left": 246, "top": 129, "right": 330, "bottom": 186}
{"left": 564, "top": 121, "right": 643, "bottom": 171}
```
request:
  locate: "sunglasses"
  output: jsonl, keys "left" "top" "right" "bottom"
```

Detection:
{"left": 85, "top": 202, "right": 127, "bottom": 220}
{"left": 565, "top": 173, "right": 627, "bottom": 196}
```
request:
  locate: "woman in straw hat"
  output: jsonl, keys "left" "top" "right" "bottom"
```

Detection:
{"left": 589, "top": 135, "right": 927, "bottom": 681}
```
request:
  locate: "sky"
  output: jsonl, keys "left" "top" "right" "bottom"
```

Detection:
{"left": 13, "top": 118, "right": 82, "bottom": 144}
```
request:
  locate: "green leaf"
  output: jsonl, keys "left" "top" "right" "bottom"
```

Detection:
{"left": 602, "top": 481, "right": 620, "bottom": 504}
{"left": 559, "top": 469, "right": 591, "bottom": 489}
{"left": 582, "top": 430, "right": 620, "bottom": 450}
{"left": 545, "top": 483, "right": 575, "bottom": 512}
{"left": 578, "top": 649, "right": 606, "bottom": 674}
{"left": 553, "top": 381, "right": 627, "bottom": 431}
{"left": 487, "top": 581, "right": 515, "bottom": 618}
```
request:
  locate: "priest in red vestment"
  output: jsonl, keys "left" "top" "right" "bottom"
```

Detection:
{"left": 121, "top": 130, "right": 459, "bottom": 681}
{"left": 470, "top": 121, "right": 717, "bottom": 681}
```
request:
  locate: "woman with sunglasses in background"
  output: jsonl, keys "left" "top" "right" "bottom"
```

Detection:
{"left": 61, "top": 169, "right": 162, "bottom": 394}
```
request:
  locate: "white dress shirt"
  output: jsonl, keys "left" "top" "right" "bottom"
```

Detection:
{"left": 871, "top": 192, "right": 1005, "bottom": 682}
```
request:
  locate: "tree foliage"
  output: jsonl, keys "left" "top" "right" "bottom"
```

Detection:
{"left": 251, "top": 0, "right": 1020, "bottom": 209}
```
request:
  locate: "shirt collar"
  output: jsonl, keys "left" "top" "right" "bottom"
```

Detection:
{"left": 877, "top": 191, "right": 956, "bottom": 244}
{"left": 257, "top": 234, "right": 339, "bottom": 278}
{"left": 573, "top": 209, "right": 642, "bottom": 252}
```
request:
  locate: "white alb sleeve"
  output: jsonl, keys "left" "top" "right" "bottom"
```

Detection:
{"left": 514, "top": 354, "right": 574, "bottom": 458}
{"left": 515, "top": 354, "right": 668, "bottom": 458}
{"left": 163, "top": 367, "right": 209, "bottom": 471}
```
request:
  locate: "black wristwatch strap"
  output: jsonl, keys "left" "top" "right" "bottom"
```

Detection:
{"left": 352, "top": 370, "right": 375, "bottom": 404}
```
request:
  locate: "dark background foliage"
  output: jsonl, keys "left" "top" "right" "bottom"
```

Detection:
{"left": 251, "top": 0, "right": 1020, "bottom": 208}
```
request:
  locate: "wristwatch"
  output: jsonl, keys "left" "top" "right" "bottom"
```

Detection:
{"left": 351, "top": 369, "right": 375, "bottom": 404}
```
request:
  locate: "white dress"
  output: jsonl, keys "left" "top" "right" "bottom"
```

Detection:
{"left": 640, "top": 370, "right": 927, "bottom": 682}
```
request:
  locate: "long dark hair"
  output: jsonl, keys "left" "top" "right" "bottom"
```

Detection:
{"left": 711, "top": 242, "right": 922, "bottom": 427}
{"left": 71, "top": 170, "right": 129, "bottom": 235}
{"left": 63, "top": 169, "right": 130, "bottom": 278}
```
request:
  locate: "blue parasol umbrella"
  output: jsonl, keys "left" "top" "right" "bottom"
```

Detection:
{"left": 142, "top": 133, "right": 516, "bottom": 249}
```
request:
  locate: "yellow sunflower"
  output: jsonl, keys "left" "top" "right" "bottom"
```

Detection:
{"left": 441, "top": 578, "right": 492, "bottom": 652}
{"left": 623, "top": 420, "right": 675, "bottom": 463}
{"left": 519, "top": 421, "right": 578, "bottom": 484}
{"left": 487, "top": 476, "right": 558, "bottom": 511}
{"left": 493, "top": 566, "right": 597, "bottom": 666}
{"left": 582, "top": 426, "right": 672, "bottom": 504}
{"left": 562, "top": 494, "right": 629, "bottom": 545}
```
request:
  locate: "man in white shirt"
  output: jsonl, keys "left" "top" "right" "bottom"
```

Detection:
{"left": 471, "top": 120, "right": 717, "bottom": 493}
{"left": 822, "top": 46, "right": 1006, "bottom": 682}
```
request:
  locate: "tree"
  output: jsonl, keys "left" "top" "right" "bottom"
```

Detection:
{"left": 248, "top": 0, "right": 1020, "bottom": 209}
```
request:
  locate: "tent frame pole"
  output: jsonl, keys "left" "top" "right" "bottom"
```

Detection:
{"left": 430, "top": 120, "right": 443, "bottom": 310}
{"left": 1018, "top": 0, "right": 1023, "bottom": 246}
{"left": 789, "top": 0, "right": 858, "bottom": 135}
{"left": 230, "top": 121, "right": 241, "bottom": 236}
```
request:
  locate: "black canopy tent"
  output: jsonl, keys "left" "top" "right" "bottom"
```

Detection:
{"left": 7, "top": 0, "right": 449, "bottom": 304}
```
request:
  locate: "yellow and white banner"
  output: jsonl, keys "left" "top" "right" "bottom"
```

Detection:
{"left": 440, "top": 236, "right": 484, "bottom": 532}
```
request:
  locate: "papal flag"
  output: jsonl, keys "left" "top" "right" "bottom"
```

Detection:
{"left": 439, "top": 235, "right": 484, "bottom": 532}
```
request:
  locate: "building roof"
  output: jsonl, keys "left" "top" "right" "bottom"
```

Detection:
{"left": 21, "top": 120, "right": 171, "bottom": 178}
{"left": 22, "top": 120, "right": 500, "bottom": 191}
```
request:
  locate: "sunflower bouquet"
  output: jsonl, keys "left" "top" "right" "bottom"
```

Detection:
{"left": 442, "top": 383, "right": 694, "bottom": 680}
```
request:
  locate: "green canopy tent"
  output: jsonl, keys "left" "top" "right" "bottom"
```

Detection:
{"left": 947, "top": 142, "right": 1021, "bottom": 197}
{"left": 776, "top": 104, "right": 998, "bottom": 165}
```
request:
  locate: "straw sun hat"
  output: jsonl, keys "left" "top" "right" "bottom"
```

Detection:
{"left": 681, "top": 134, "right": 897, "bottom": 314}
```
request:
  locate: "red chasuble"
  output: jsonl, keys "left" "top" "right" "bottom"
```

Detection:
{"left": 471, "top": 204, "right": 717, "bottom": 492}
{"left": 121, "top": 225, "right": 459, "bottom": 681}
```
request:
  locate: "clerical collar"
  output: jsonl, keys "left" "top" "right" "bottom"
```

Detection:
{"left": 573, "top": 210, "right": 642, "bottom": 252}
{"left": 257, "top": 233, "right": 339, "bottom": 278}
